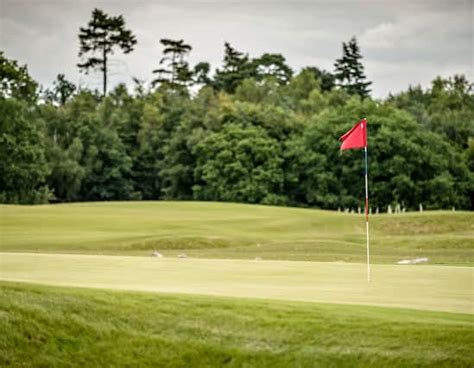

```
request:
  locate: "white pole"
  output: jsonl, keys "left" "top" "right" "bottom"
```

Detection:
{"left": 364, "top": 146, "right": 371, "bottom": 283}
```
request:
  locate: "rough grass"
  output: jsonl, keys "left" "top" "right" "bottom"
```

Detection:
{"left": 1, "top": 281, "right": 472, "bottom": 368}
{"left": 0, "top": 201, "right": 472, "bottom": 264}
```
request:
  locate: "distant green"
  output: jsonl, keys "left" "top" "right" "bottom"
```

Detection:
{"left": 1, "top": 202, "right": 472, "bottom": 264}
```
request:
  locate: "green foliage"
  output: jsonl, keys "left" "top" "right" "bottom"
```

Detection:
{"left": 285, "top": 99, "right": 471, "bottom": 210}
{"left": 75, "top": 110, "right": 134, "bottom": 201}
{"left": 0, "top": 48, "right": 472, "bottom": 209}
{"left": 234, "top": 78, "right": 282, "bottom": 105}
{"left": 214, "top": 44, "right": 293, "bottom": 93}
{"left": 46, "top": 135, "right": 85, "bottom": 202}
{"left": 252, "top": 53, "right": 293, "bottom": 84}
{"left": 391, "top": 75, "right": 474, "bottom": 149}
{"left": 283, "top": 68, "right": 323, "bottom": 110}
{"left": 0, "top": 99, "right": 51, "bottom": 203}
{"left": 0, "top": 52, "right": 37, "bottom": 102}
{"left": 388, "top": 75, "right": 474, "bottom": 209}
{"left": 193, "top": 123, "right": 285, "bottom": 204}
{"left": 304, "top": 66, "right": 336, "bottom": 92}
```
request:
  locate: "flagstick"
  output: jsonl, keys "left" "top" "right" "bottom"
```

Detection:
{"left": 364, "top": 145, "right": 371, "bottom": 283}
{"left": 339, "top": 118, "right": 371, "bottom": 283}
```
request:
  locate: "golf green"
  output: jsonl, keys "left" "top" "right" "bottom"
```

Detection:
{"left": 1, "top": 252, "right": 472, "bottom": 314}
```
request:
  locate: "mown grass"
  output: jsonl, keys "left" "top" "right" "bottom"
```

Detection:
{"left": 1, "top": 281, "right": 472, "bottom": 368}
{"left": 0, "top": 201, "right": 472, "bottom": 264}
{"left": 1, "top": 253, "right": 472, "bottom": 313}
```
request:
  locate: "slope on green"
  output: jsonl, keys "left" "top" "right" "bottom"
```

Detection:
{"left": 1, "top": 201, "right": 473, "bottom": 264}
{"left": 1, "top": 281, "right": 473, "bottom": 368}
{"left": 1, "top": 253, "right": 472, "bottom": 314}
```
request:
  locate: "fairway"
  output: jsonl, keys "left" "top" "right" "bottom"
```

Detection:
{"left": 1, "top": 252, "right": 472, "bottom": 314}
{"left": 1, "top": 201, "right": 473, "bottom": 264}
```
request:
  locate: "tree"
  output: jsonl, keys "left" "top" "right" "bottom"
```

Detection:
{"left": 0, "top": 99, "right": 51, "bottom": 203}
{"left": 193, "top": 123, "right": 285, "bottom": 204}
{"left": 283, "top": 68, "right": 322, "bottom": 111}
{"left": 214, "top": 46, "right": 293, "bottom": 91}
{"left": 152, "top": 39, "right": 193, "bottom": 88}
{"left": 0, "top": 52, "right": 37, "bottom": 101}
{"left": 193, "top": 62, "right": 211, "bottom": 86}
{"left": 235, "top": 78, "right": 281, "bottom": 105}
{"left": 252, "top": 53, "right": 293, "bottom": 85}
{"left": 334, "top": 37, "right": 371, "bottom": 98}
{"left": 389, "top": 75, "right": 474, "bottom": 149}
{"left": 304, "top": 66, "right": 335, "bottom": 92}
{"left": 427, "top": 75, "right": 474, "bottom": 149}
{"left": 44, "top": 74, "right": 76, "bottom": 105}
{"left": 76, "top": 113, "right": 134, "bottom": 201}
{"left": 46, "top": 137, "right": 85, "bottom": 201}
{"left": 214, "top": 42, "right": 255, "bottom": 93}
{"left": 2, "top": 40, "right": 473, "bottom": 209}
{"left": 77, "top": 8, "right": 137, "bottom": 96}
{"left": 132, "top": 88, "right": 191, "bottom": 199}
{"left": 284, "top": 98, "right": 471, "bottom": 210}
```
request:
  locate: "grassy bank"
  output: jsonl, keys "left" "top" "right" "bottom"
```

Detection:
{"left": 1, "top": 201, "right": 472, "bottom": 264}
{"left": 1, "top": 281, "right": 473, "bottom": 368}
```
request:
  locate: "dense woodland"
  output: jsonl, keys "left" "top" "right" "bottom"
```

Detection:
{"left": 1, "top": 9, "right": 473, "bottom": 210}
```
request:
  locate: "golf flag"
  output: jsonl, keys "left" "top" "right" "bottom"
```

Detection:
{"left": 339, "top": 118, "right": 371, "bottom": 283}
{"left": 339, "top": 119, "right": 367, "bottom": 150}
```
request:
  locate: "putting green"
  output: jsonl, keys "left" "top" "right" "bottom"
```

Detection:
{"left": 1, "top": 252, "right": 472, "bottom": 314}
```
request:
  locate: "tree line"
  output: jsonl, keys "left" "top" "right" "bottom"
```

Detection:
{"left": 1, "top": 8, "right": 473, "bottom": 210}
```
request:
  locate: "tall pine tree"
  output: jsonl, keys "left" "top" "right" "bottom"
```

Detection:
{"left": 77, "top": 9, "right": 137, "bottom": 96}
{"left": 334, "top": 37, "right": 371, "bottom": 98}
{"left": 152, "top": 39, "right": 193, "bottom": 88}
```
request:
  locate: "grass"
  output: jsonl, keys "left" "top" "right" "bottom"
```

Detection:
{"left": 1, "top": 281, "right": 473, "bottom": 368}
{"left": 0, "top": 201, "right": 472, "bottom": 366}
{"left": 0, "top": 201, "right": 473, "bottom": 264}
{"left": 1, "top": 253, "right": 472, "bottom": 313}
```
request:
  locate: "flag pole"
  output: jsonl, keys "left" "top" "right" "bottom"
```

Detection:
{"left": 338, "top": 117, "right": 371, "bottom": 283}
{"left": 364, "top": 134, "right": 371, "bottom": 283}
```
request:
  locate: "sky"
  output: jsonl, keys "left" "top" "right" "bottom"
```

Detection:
{"left": 0, "top": 0, "right": 472, "bottom": 98}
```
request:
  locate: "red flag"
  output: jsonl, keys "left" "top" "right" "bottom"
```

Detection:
{"left": 339, "top": 119, "right": 367, "bottom": 150}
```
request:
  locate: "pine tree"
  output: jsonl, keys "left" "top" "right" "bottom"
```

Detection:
{"left": 214, "top": 42, "right": 254, "bottom": 93}
{"left": 152, "top": 39, "right": 193, "bottom": 89}
{"left": 77, "top": 9, "right": 137, "bottom": 96}
{"left": 334, "top": 37, "right": 371, "bottom": 98}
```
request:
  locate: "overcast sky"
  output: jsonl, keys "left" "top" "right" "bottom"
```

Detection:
{"left": 0, "top": 0, "right": 472, "bottom": 98}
